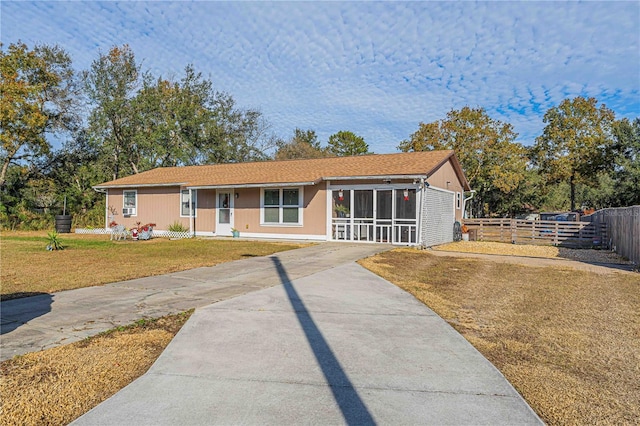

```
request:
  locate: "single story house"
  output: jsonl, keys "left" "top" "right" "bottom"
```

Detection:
{"left": 93, "top": 150, "right": 471, "bottom": 246}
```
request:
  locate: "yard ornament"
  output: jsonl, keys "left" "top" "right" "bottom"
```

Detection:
{"left": 404, "top": 189, "right": 409, "bottom": 201}
{"left": 338, "top": 189, "right": 344, "bottom": 201}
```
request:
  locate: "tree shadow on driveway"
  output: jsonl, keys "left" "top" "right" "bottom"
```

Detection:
{"left": 1, "top": 293, "right": 53, "bottom": 335}
{"left": 271, "top": 257, "right": 375, "bottom": 425}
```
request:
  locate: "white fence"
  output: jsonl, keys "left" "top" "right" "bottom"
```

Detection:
{"left": 75, "top": 228, "right": 192, "bottom": 239}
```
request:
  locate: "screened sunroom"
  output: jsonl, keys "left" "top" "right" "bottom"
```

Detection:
{"left": 330, "top": 186, "right": 419, "bottom": 244}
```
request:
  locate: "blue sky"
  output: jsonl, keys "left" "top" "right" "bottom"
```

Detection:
{"left": 2, "top": 1, "right": 639, "bottom": 154}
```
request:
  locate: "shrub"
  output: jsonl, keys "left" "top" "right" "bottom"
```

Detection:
{"left": 46, "top": 231, "right": 64, "bottom": 250}
{"left": 168, "top": 221, "right": 188, "bottom": 232}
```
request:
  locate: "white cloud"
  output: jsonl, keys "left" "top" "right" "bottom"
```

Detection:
{"left": 2, "top": 1, "right": 638, "bottom": 152}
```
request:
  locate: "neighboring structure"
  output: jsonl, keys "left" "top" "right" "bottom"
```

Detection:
{"left": 94, "top": 150, "right": 471, "bottom": 246}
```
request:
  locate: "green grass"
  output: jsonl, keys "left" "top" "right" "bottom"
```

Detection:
{"left": 1, "top": 232, "right": 308, "bottom": 300}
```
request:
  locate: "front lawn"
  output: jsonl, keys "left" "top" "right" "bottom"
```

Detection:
{"left": 360, "top": 248, "right": 640, "bottom": 425}
{"left": 1, "top": 232, "right": 307, "bottom": 300}
{"left": 1, "top": 311, "right": 192, "bottom": 426}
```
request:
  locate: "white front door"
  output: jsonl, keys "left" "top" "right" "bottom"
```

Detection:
{"left": 217, "top": 190, "right": 234, "bottom": 236}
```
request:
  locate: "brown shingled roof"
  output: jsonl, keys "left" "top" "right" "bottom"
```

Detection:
{"left": 94, "top": 150, "right": 470, "bottom": 190}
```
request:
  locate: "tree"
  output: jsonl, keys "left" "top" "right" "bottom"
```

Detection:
{"left": 327, "top": 131, "right": 370, "bottom": 156}
{"left": 399, "top": 106, "right": 527, "bottom": 217}
{"left": 132, "top": 66, "right": 271, "bottom": 167}
{"left": 275, "top": 128, "right": 330, "bottom": 160}
{"left": 84, "top": 45, "right": 140, "bottom": 179}
{"left": 197, "top": 83, "right": 271, "bottom": 164}
{"left": 46, "top": 130, "right": 109, "bottom": 215}
{"left": 532, "top": 97, "right": 615, "bottom": 211}
{"left": 85, "top": 50, "right": 271, "bottom": 176}
{"left": 0, "top": 42, "right": 78, "bottom": 189}
{"left": 610, "top": 117, "right": 640, "bottom": 206}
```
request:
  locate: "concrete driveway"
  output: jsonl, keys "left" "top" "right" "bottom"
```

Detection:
{"left": 68, "top": 246, "right": 541, "bottom": 425}
{"left": 1, "top": 243, "right": 389, "bottom": 361}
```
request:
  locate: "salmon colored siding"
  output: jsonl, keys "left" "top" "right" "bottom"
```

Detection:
{"left": 107, "top": 187, "right": 188, "bottom": 229}
{"left": 108, "top": 185, "right": 328, "bottom": 237}
{"left": 429, "top": 159, "right": 465, "bottom": 221}
{"left": 230, "top": 184, "right": 326, "bottom": 236}
{"left": 194, "top": 189, "right": 216, "bottom": 232}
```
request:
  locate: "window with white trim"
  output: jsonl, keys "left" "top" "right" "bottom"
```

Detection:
{"left": 262, "top": 188, "right": 302, "bottom": 225}
{"left": 181, "top": 190, "right": 197, "bottom": 217}
{"left": 123, "top": 190, "right": 137, "bottom": 215}
{"left": 456, "top": 192, "right": 461, "bottom": 209}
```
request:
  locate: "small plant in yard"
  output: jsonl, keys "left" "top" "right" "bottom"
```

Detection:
{"left": 168, "top": 221, "right": 188, "bottom": 232}
{"left": 46, "top": 231, "right": 64, "bottom": 251}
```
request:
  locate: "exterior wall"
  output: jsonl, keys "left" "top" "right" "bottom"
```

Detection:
{"left": 107, "top": 184, "right": 328, "bottom": 237}
{"left": 231, "top": 183, "right": 327, "bottom": 237}
{"left": 107, "top": 187, "right": 186, "bottom": 230}
{"left": 428, "top": 159, "right": 465, "bottom": 221}
{"left": 421, "top": 187, "right": 455, "bottom": 247}
{"left": 194, "top": 189, "right": 216, "bottom": 233}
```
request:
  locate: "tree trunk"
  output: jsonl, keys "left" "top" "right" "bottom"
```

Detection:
{"left": 570, "top": 172, "right": 576, "bottom": 211}
{"left": 0, "top": 157, "right": 10, "bottom": 190}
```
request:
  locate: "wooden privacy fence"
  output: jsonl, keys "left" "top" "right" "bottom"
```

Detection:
{"left": 462, "top": 218, "right": 608, "bottom": 249}
{"left": 583, "top": 206, "right": 639, "bottom": 265}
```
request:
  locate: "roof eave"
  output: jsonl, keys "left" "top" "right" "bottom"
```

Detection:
{"left": 93, "top": 182, "right": 186, "bottom": 190}
{"left": 186, "top": 180, "right": 320, "bottom": 189}
{"left": 323, "top": 174, "right": 428, "bottom": 181}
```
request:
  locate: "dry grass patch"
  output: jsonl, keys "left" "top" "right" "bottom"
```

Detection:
{"left": 433, "top": 240, "right": 633, "bottom": 265}
{"left": 1, "top": 232, "right": 307, "bottom": 299}
{"left": 360, "top": 249, "right": 640, "bottom": 425}
{"left": 0, "top": 311, "right": 192, "bottom": 426}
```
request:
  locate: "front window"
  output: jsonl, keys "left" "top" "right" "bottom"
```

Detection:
{"left": 262, "top": 188, "right": 302, "bottom": 225}
{"left": 123, "top": 190, "right": 137, "bottom": 215}
{"left": 181, "top": 190, "right": 197, "bottom": 216}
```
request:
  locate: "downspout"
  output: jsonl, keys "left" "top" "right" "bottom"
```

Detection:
{"left": 326, "top": 180, "right": 332, "bottom": 241}
{"left": 462, "top": 190, "right": 476, "bottom": 219}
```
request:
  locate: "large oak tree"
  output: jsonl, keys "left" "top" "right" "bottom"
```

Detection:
{"left": 532, "top": 96, "right": 615, "bottom": 211}
{"left": 0, "top": 42, "right": 78, "bottom": 189}
{"left": 399, "top": 106, "right": 528, "bottom": 217}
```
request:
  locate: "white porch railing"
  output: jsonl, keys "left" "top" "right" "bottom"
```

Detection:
{"left": 331, "top": 219, "right": 417, "bottom": 244}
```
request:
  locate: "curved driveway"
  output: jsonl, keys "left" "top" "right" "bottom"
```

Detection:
{"left": 75, "top": 244, "right": 540, "bottom": 425}
{"left": 3, "top": 243, "right": 541, "bottom": 424}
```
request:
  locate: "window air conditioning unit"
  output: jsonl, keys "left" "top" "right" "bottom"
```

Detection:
{"left": 122, "top": 208, "right": 136, "bottom": 216}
